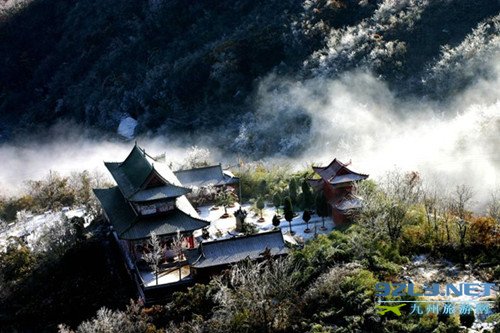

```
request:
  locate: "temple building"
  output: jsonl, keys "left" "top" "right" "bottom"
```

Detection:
{"left": 308, "top": 158, "right": 368, "bottom": 225}
{"left": 174, "top": 164, "right": 240, "bottom": 204}
{"left": 186, "top": 230, "right": 288, "bottom": 278}
{"left": 174, "top": 164, "right": 239, "bottom": 193}
{"left": 93, "top": 144, "right": 287, "bottom": 302}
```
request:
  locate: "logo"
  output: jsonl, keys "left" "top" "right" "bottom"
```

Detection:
{"left": 375, "top": 282, "right": 497, "bottom": 317}
{"left": 376, "top": 304, "right": 406, "bottom": 316}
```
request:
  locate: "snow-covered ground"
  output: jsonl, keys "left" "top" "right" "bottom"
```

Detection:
{"left": 403, "top": 254, "right": 498, "bottom": 327}
{"left": 195, "top": 202, "right": 335, "bottom": 244}
{"left": 0, "top": 207, "right": 88, "bottom": 251}
{"left": 140, "top": 202, "right": 335, "bottom": 287}
{"left": 140, "top": 264, "right": 191, "bottom": 287}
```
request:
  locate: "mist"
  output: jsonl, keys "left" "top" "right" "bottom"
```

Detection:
{"left": 236, "top": 11, "right": 500, "bottom": 207}
{"left": 294, "top": 71, "right": 499, "bottom": 207}
{"left": 0, "top": 135, "right": 224, "bottom": 196}
{"left": 0, "top": 1, "right": 498, "bottom": 210}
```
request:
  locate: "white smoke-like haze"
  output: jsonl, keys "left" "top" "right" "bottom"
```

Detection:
{"left": 245, "top": 68, "right": 499, "bottom": 208}
{"left": 0, "top": 1, "right": 498, "bottom": 210}
{"left": 0, "top": 137, "right": 224, "bottom": 196}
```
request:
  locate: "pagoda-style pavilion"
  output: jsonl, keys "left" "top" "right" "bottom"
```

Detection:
{"left": 94, "top": 144, "right": 287, "bottom": 302}
{"left": 94, "top": 144, "right": 210, "bottom": 298}
{"left": 308, "top": 158, "right": 368, "bottom": 225}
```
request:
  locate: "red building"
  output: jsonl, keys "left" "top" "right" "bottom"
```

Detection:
{"left": 308, "top": 158, "right": 368, "bottom": 225}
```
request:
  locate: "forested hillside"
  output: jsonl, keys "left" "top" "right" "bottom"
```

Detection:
{"left": 1, "top": 167, "right": 498, "bottom": 332}
{"left": 1, "top": 0, "right": 498, "bottom": 156}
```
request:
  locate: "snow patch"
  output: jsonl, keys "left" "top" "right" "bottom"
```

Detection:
{"left": 0, "top": 207, "right": 89, "bottom": 251}
{"left": 195, "top": 202, "right": 334, "bottom": 244}
{"left": 117, "top": 116, "right": 138, "bottom": 140}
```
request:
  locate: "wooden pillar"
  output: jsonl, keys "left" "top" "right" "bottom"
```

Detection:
{"left": 187, "top": 235, "right": 195, "bottom": 248}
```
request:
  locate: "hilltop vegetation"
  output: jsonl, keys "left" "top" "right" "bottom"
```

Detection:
{"left": 59, "top": 169, "right": 500, "bottom": 332}
{"left": 1, "top": 0, "right": 498, "bottom": 156}
{"left": 0, "top": 167, "right": 499, "bottom": 332}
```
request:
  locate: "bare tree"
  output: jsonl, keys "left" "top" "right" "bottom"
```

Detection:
{"left": 422, "top": 184, "right": 449, "bottom": 243}
{"left": 211, "top": 259, "right": 299, "bottom": 332}
{"left": 385, "top": 171, "right": 422, "bottom": 205}
{"left": 487, "top": 190, "right": 500, "bottom": 223}
{"left": 58, "top": 300, "right": 148, "bottom": 333}
{"left": 182, "top": 146, "right": 211, "bottom": 169}
{"left": 143, "top": 232, "right": 164, "bottom": 286}
{"left": 439, "top": 195, "right": 454, "bottom": 244}
{"left": 423, "top": 188, "right": 438, "bottom": 229}
{"left": 451, "top": 185, "right": 473, "bottom": 220}
{"left": 170, "top": 231, "right": 184, "bottom": 281}
{"left": 189, "top": 184, "right": 217, "bottom": 210}
{"left": 362, "top": 170, "right": 422, "bottom": 244}
{"left": 450, "top": 185, "right": 473, "bottom": 258}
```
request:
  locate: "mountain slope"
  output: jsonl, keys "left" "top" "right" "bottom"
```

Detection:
{"left": 0, "top": 0, "right": 498, "bottom": 155}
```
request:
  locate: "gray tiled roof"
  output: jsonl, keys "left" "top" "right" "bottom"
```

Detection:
{"left": 174, "top": 165, "right": 239, "bottom": 188}
{"left": 312, "top": 158, "right": 368, "bottom": 185}
{"left": 93, "top": 187, "right": 209, "bottom": 240}
{"left": 187, "top": 231, "right": 288, "bottom": 269}
{"left": 330, "top": 173, "right": 368, "bottom": 185}
{"left": 128, "top": 184, "right": 191, "bottom": 202}
{"left": 313, "top": 158, "right": 344, "bottom": 180}
{"left": 93, "top": 187, "right": 136, "bottom": 236}
{"left": 335, "top": 195, "right": 363, "bottom": 211}
{"left": 104, "top": 145, "right": 153, "bottom": 198}
{"left": 307, "top": 178, "right": 323, "bottom": 189}
{"left": 104, "top": 144, "right": 193, "bottom": 201}
{"left": 104, "top": 162, "right": 146, "bottom": 199}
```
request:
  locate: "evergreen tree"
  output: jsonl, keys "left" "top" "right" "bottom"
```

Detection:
{"left": 289, "top": 178, "right": 298, "bottom": 206}
{"left": 272, "top": 214, "right": 281, "bottom": 229}
{"left": 216, "top": 186, "right": 237, "bottom": 217}
{"left": 301, "top": 180, "right": 313, "bottom": 210}
{"left": 258, "top": 180, "right": 268, "bottom": 198}
{"left": 316, "top": 191, "right": 329, "bottom": 231}
{"left": 303, "top": 210, "right": 312, "bottom": 233}
{"left": 272, "top": 191, "right": 282, "bottom": 217}
{"left": 256, "top": 197, "right": 265, "bottom": 222}
{"left": 284, "top": 196, "right": 295, "bottom": 235}
{"left": 234, "top": 208, "right": 248, "bottom": 232}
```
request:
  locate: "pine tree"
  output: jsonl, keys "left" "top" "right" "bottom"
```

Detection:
{"left": 258, "top": 179, "right": 268, "bottom": 197}
{"left": 316, "top": 191, "right": 329, "bottom": 231}
{"left": 216, "top": 186, "right": 237, "bottom": 218}
{"left": 272, "top": 214, "right": 281, "bottom": 229}
{"left": 301, "top": 180, "right": 313, "bottom": 210}
{"left": 256, "top": 197, "right": 265, "bottom": 222}
{"left": 272, "top": 192, "right": 282, "bottom": 217}
{"left": 284, "top": 196, "right": 294, "bottom": 235}
{"left": 303, "top": 210, "right": 312, "bottom": 233}
{"left": 289, "top": 178, "right": 298, "bottom": 206}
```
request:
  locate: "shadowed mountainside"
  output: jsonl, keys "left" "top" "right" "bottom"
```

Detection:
{"left": 0, "top": 0, "right": 498, "bottom": 155}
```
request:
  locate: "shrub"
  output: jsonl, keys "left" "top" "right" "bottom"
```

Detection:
{"left": 58, "top": 300, "right": 150, "bottom": 333}
{"left": 209, "top": 259, "right": 300, "bottom": 332}
{"left": 0, "top": 195, "right": 34, "bottom": 222}
{"left": 166, "top": 283, "right": 217, "bottom": 323}
{"left": 459, "top": 310, "right": 475, "bottom": 328}
{"left": 0, "top": 244, "right": 34, "bottom": 282}
{"left": 303, "top": 265, "right": 378, "bottom": 331}
{"left": 292, "top": 232, "right": 353, "bottom": 286}
{"left": 468, "top": 216, "right": 500, "bottom": 248}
